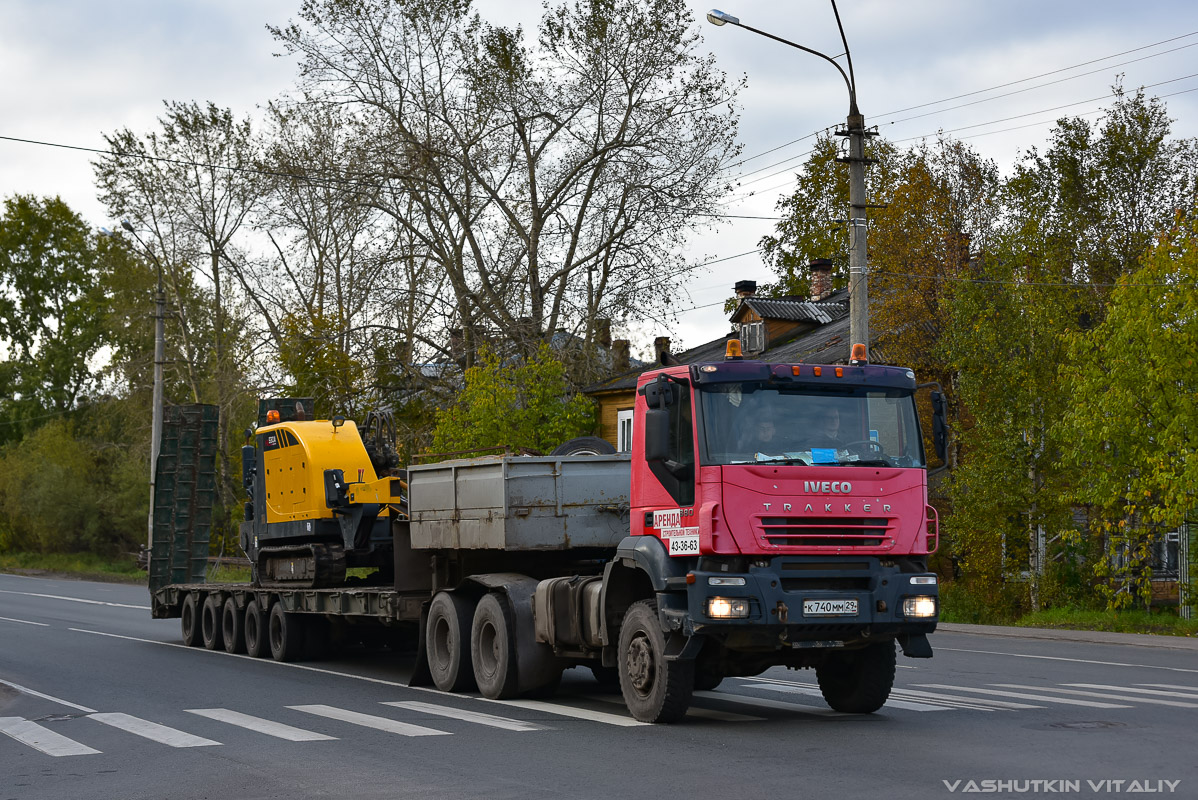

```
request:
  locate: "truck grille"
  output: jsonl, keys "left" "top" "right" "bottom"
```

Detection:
{"left": 759, "top": 516, "right": 895, "bottom": 550}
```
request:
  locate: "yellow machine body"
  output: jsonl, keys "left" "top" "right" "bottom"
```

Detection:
{"left": 257, "top": 419, "right": 392, "bottom": 525}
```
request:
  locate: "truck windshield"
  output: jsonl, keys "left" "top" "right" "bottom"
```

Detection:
{"left": 698, "top": 383, "right": 925, "bottom": 468}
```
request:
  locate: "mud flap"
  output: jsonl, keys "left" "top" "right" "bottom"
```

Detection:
{"left": 664, "top": 631, "right": 704, "bottom": 662}
{"left": 408, "top": 600, "right": 434, "bottom": 687}
{"left": 898, "top": 633, "right": 933, "bottom": 658}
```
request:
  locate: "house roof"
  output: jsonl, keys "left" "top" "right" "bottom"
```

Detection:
{"left": 582, "top": 289, "right": 898, "bottom": 396}
{"left": 731, "top": 292, "right": 849, "bottom": 325}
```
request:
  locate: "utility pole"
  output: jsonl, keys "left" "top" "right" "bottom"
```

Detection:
{"left": 122, "top": 220, "right": 166, "bottom": 554}
{"left": 708, "top": 2, "right": 870, "bottom": 363}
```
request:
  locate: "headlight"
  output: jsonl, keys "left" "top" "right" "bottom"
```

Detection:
{"left": 902, "top": 595, "right": 938, "bottom": 618}
{"left": 708, "top": 576, "right": 746, "bottom": 586}
{"left": 707, "top": 596, "right": 750, "bottom": 619}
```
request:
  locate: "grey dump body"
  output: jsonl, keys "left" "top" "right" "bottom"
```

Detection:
{"left": 406, "top": 454, "right": 631, "bottom": 551}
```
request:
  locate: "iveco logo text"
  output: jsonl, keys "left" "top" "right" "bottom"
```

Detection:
{"left": 804, "top": 481, "right": 851, "bottom": 494}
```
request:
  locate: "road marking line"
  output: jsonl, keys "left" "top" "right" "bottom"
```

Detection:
{"left": 694, "top": 690, "right": 851, "bottom": 717}
{"left": 991, "top": 684, "right": 1198, "bottom": 708}
{"left": 383, "top": 701, "right": 548, "bottom": 731}
{"left": 891, "top": 687, "right": 1041, "bottom": 710}
{"left": 0, "top": 679, "right": 97, "bottom": 713}
{"left": 0, "top": 589, "right": 148, "bottom": 610}
{"left": 476, "top": 697, "right": 648, "bottom": 727}
{"left": 0, "top": 615, "right": 49, "bottom": 626}
{"left": 289, "top": 705, "right": 449, "bottom": 737}
{"left": 739, "top": 682, "right": 953, "bottom": 712}
{"left": 185, "top": 709, "right": 337, "bottom": 741}
{"left": 915, "top": 684, "right": 1131, "bottom": 709}
{"left": 1068, "top": 683, "right": 1198, "bottom": 699}
{"left": 937, "top": 647, "right": 1198, "bottom": 674}
{"left": 591, "top": 694, "right": 765, "bottom": 721}
{"left": 1137, "top": 684, "right": 1198, "bottom": 694}
{"left": 0, "top": 717, "right": 100, "bottom": 757}
{"left": 747, "top": 676, "right": 998, "bottom": 711}
{"left": 87, "top": 713, "right": 220, "bottom": 747}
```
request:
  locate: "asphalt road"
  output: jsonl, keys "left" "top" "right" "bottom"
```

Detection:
{"left": 2, "top": 572, "right": 1196, "bottom": 800}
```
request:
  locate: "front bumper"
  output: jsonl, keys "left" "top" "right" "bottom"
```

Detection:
{"left": 680, "top": 556, "right": 938, "bottom": 650}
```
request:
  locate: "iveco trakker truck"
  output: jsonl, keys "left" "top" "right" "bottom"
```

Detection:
{"left": 151, "top": 344, "right": 945, "bottom": 722}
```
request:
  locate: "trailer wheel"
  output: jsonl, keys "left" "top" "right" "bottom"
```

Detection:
{"left": 816, "top": 641, "right": 896, "bottom": 713}
{"left": 222, "top": 598, "right": 246, "bottom": 654}
{"left": 180, "top": 592, "right": 202, "bottom": 647}
{"left": 200, "top": 595, "right": 224, "bottom": 650}
{"left": 471, "top": 593, "right": 519, "bottom": 700}
{"left": 617, "top": 599, "right": 693, "bottom": 723}
{"left": 244, "top": 599, "right": 267, "bottom": 658}
{"left": 426, "top": 592, "right": 476, "bottom": 692}
{"left": 550, "top": 436, "right": 616, "bottom": 456}
{"left": 268, "top": 602, "right": 305, "bottom": 662}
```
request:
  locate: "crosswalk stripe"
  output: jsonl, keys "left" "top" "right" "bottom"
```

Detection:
{"left": 740, "top": 682, "right": 953, "bottom": 712}
{"left": 0, "top": 615, "right": 49, "bottom": 627}
{"left": 289, "top": 705, "right": 450, "bottom": 737}
{"left": 1137, "top": 684, "right": 1198, "bottom": 694}
{"left": 746, "top": 676, "right": 997, "bottom": 711}
{"left": 915, "top": 684, "right": 1131, "bottom": 709}
{"left": 991, "top": 685, "right": 1198, "bottom": 709}
{"left": 1068, "top": 683, "right": 1198, "bottom": 699}
{"left": 0, "top": 717, "right": 100, "bottom": 757}
{"left": 591, "top": 694, "right": 765, "bottom": 721}
{"left": 87, "top": 713, "right": 221, "bottom": 747}
{"left": 694, "top": 690, "right": 850, "bottom": 717}
{"left": 891, "top": 687, "right": 1042, "bottom": 710}
{"left": 185, "top": 709, "right": 338, "bottom": 741}
{"left": 382, "top": 701, "right": 547, "bottom": 731}
{"left": 476, "top": 697, "right": 647, "bottom": 727}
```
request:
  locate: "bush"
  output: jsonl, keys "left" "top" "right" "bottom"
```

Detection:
{"left": 939, "top": 579, "right": 1028, "bottom": 625}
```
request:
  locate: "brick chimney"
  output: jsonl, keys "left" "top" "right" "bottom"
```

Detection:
{"left": 653, "top": 336, "right": 671, "bottom": 365}
{"left": 734, "top": 280, "right": 757, "bottom": 299}
{"left": 594, "top": 318, "right": 612, "bottom": 349}
{"left": 809, "top": 258, "right": 834, "bottom": 301}
{"left": 611, "top": 339, "right": 631, "bottom": 372}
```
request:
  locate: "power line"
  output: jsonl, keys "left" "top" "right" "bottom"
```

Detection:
{"left": 0, "top": 133, "right": 779, "bottom": 222}
{"left": 873, "top": 270, "right": 1197, "bottom": 288}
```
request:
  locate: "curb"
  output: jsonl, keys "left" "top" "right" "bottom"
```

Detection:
{"left": 936, "top": 622, "right": 1198, "bottom": 651}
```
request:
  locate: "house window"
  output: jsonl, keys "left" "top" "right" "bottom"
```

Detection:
{"left": 617, "top": 409, "right": 634, "bottom": 453}
{"left": 740, "top": 321, "right": 764, "bottom": 354}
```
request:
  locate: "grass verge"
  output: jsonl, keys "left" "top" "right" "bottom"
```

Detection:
{"left": 0, "top": 551, "right": 145, "bottom": 584}
{"left": 1014, "top": 608, "right": 1198, "bottom": 637}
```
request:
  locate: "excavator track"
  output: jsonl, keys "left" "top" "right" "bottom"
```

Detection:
{"left": 256, "top": 542, "right": 347, "bottom": 589}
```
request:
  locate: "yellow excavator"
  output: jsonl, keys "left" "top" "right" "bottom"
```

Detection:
{"left": 239, "top": 398, "right": 404, "bottom": 588}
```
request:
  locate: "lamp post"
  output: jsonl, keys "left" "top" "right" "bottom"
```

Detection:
{"left": 708, "top": 5, "right": 871, "bottom": 364}
{"left": 121, "top": 220, "right": 167, "bottom": 554}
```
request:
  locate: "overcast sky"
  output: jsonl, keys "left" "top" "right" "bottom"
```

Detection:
{"left": 4, "top": 0, "right": 1197, "bottom": 356}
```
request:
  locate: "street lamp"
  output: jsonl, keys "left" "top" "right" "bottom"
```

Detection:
{"left": 120, "top": 220, "right": 167, "bottom": 556}
{"left": 708, "top": 4, "right": 872, "bottom": 365}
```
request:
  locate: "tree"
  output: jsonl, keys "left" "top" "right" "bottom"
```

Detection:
{"left": 1062, "top": 211, "right": 1198, "bottom": 609}
{"left": 0, "top": 195, "right": 130, "bottom": 441}
{"left": 273, "top": 0, "right": 741, "bottom": 365}
{"left": 431, "top": 344, "right": 596, "bottom": 455}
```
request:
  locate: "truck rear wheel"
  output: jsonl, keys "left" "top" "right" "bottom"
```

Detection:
{"left": 618, "top": 599, "right": 693, "bottom": 723}
{"left": 244, "top": 599, "right": 267, "bottom": 658}
{"left": 426, "top": 592, "right": 476, "bottom": 692}
{"left": 816, "top": 641, "right": 896, "bottom": 713}
{"left": 268, "top": 602, "right": 305, "bottom": 662}
{"left": 471, "top": 593, "right": 518, "bottom": 700}
{"left": 180, "top": 592, "right": 202, "bottom": 647}
{"left": 222, "top": 598, "right": 246, "bottom": 654}
{"left": 201, "top": 595, "right": 224, "bottom": 650}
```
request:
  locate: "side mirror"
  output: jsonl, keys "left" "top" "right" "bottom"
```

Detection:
{"left": 644, "top": 408, "right": 670, "bottom": 462}
{"left": 931, "top": 391, "right": 948, "bottom": 464}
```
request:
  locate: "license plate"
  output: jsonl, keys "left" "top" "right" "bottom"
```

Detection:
{"left": 802, "top": 599, "right": 859, "bottom": 617}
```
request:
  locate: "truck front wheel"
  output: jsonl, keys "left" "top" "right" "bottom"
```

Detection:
{"left": 426, "top": 592, "right": 476, "bottom": 692}
{"left": 471, "top": 593, "right": 518, "bottom": 699}
{"left": 816, "top": 641, "right": 897, "bottom": 713}
{"left": 617, "top": 599, "right": 693, "bottom": 723}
